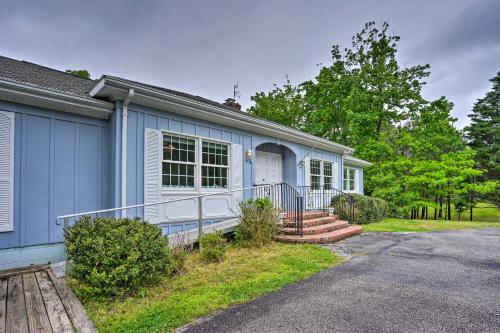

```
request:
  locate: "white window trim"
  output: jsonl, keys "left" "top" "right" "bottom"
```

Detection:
{"left": 343, "top": 167, "right": 358, "bottom": 193}
{"left": 323, "top": 161, "right": 333, "bottom": 189}
{"left": 160, "top": 130, "right": 233, "bottom": 194}
{"left": 309, "top": 159, "right": 338, "bottom": 191}
{"left": 310, "top": 159, "right": 322, "bottom": 189}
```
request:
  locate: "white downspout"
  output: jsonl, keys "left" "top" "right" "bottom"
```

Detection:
{"left": 121, "top": 89, "right": 135, "bottom": 217}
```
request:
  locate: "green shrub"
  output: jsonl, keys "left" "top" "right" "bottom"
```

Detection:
{"left": 331, "top": 194, "right": 388, "bottom": 224}
{"left": 168, "top": 244, "right": 189, "bottom": 275}
{"left": 65, "top": 216, "right": 170, "bottom": 298}
{"left": 199, "top": 231, "right": 227, "bottom": 262}
{"left": 235, "top": 197, "right": 281, "bottom": 246}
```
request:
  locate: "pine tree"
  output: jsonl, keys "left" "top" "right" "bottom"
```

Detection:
{"left": 465, "top": 72, "right": 500, "bottom": 181}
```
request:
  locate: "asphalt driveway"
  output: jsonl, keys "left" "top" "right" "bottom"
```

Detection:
{"left": 181, "top": 228, "right": 500, "bottom": 333}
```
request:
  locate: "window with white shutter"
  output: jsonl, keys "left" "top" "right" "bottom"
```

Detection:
{"left": 231, "top": 144, "right": 242, "bottom": 191}
{"left": 0, "top": 111, "right": 14, "bottom": 232}
{"left": 144, "top": 128, "right": 162, "bottom": 223}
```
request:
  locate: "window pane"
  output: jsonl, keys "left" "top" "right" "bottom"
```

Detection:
{"left": 324, "top": 177, "right": 332, "bottom": 189}
{"left": 324, "top": 162, "right": 332, "bottom": 176}
{"left": 163, "top": 135, "right": 196, "bottom": 163}
{"left": 310, "top": 160, "right": 321, "bottom": 175}
{"left": 201, "top": 141, "right": 229, "bottom": 188}
{"left": 311, "top": 175, "right": 321, "bottom": 190}
{"left": 162, "top": 162, "right": 195, "bottom": 188}
{"left": 201, "top": 165, "right": 228, "bottom": 188}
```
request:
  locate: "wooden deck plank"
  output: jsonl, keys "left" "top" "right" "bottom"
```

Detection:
{"left": 0, "top": 265, "right": 49, "bottom": 280}
{"left": 6, "top": 275, "right": 28, "bottom": 333}
{"left": 45, "top": 270, "right": 95, "bottom": 333}
{"left": 23, "top": 273, "right": 52, "bottom": 333}
{"left": 35, "top": 271, "right": 73, "bottom": 333}
{"left": 0, "top": 279, "right": 7, "bottom": 333}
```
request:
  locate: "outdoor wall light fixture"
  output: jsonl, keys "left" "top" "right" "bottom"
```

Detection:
{"left": 245, "top": 149, "right": 253, "bottom": 162}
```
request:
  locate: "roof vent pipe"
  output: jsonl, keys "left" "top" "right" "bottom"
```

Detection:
{"left": 121, "top": 89, "right": 134, "bottom": 217}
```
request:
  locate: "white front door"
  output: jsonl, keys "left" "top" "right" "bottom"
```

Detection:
{"left": 255, "top": 151, "right": 282, "bottom": 185}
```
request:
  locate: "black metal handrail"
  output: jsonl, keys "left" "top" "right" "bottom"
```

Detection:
{"left": 298, "top": 186, "right": 355, "bottom": 224}
{"left": 254, "top": 183, "right": 304, "bottom": 236}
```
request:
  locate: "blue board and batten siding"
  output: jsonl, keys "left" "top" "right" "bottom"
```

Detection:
{"left": 0, "top": 101, "right": 110, "bottom": 268}
{"left": 122, "top": 103, "right": 346, "bottom": 215}
{"left": 0, "top": 99, "right": 358, "bottom": 269}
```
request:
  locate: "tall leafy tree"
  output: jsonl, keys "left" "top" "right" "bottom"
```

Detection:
{"left": 249, "top": 77, "right": 305, "bottom": 129}
{"left": 248, "top": 21, "right": 495, "bottom": 218}
{"left": 65, "top": 69, "right": 91, "bottom": 79}
{"left": 465, "top": 72, "right": 500, "bottom": 181}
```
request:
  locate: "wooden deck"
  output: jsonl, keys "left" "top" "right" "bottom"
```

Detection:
{"left": 0, "top": 266, "right": 96, "bottom": 333}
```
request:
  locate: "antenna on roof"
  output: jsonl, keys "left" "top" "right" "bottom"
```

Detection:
{"left": 233, "top": 81, "right": 241, "bottom": 101}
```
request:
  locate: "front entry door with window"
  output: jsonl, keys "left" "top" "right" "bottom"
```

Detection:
{"left": 255, "top": 151, "right": 282, "bottom": 185}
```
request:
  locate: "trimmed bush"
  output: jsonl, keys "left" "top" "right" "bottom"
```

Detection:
{"left": 235, "top": 197, "right": 281, "bottom": 246}
{"left": 331, "top": 194, "right": 388, "bottom": 224}
{"left": 65, "top": 216, "right": 170, "bottom": 298}
{"left": 200, "top": 231, "right": 227, "bottom": 262}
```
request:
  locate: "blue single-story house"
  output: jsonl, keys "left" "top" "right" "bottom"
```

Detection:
{"left": 0, "top": 55, "right": 371, "bottom": 269}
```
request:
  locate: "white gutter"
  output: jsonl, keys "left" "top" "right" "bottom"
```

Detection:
{"left": 121, "top": 89, "right": 134, "bottom": 217}
{"left": 0, "top": 79, "right": 113, "bottom": 119}
{"left": 343, "top": 154, "right": 372, "bottom": 167}
{"left": 90, "top": 77, "right": 354, "bottom": 155}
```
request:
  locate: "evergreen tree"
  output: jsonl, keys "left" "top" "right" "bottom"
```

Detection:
{"left": 465, "top": 72, "right": 500, "bottom": 181}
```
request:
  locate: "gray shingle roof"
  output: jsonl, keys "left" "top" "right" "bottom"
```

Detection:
{"left": 102, "top": 75, "right": 240, "bottom": 112}
{"left": 0, "top": 55, "right": 97, "bottom": 99}
{"left": 0, "top": 55, "right": 238, "bottom": 110}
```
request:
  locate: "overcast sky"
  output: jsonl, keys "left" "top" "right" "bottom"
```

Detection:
{"left": 1, "top": 0, "right": 499, "bottom": 128}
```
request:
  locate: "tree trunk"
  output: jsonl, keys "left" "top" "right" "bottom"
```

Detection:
{"left": 439, "top": 196, "right": 443, "bottom": 219}
{"left": 376, "top": 117, "right": 383, "bottom": 135}
{"left": 470, "top": 190, "right": 474, "bottom": 222}
{"left": 447, "top": 193, "right": 451, "bottom": 220}
{"left": 434, "top": 195, "right": 438, "bottom": 220}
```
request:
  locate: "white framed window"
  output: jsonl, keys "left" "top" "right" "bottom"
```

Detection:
{"left": 309, "top": 159, "right": 338, "bottom": 190}
{"left": 162, "top": 134, "right": 196, "bottom": 188}
{"left": 144, "top": 128, "right": 242, "bottom": 223}
{"left": 310, "top": 159, "right": 321, "bottom": 190}
{"left": 343, "top": 167, "right": 357, "bottom": 192}
{"left": 201, "top": 141, "right": 229, "bottom": 189}
{"left": 160, "top": 132, "right": 231, "bottom": 190}
{"left": 323, "top": 162, "right": 333, "bottom": 189}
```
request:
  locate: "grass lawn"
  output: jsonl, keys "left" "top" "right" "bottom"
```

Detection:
{"left": 363, "top": 218, "right": 500, "bottom": 232}
{"left": 363, "top": 203, "right": 499, "bottom": 232}
{"left": 82, "top": 243, "right": 341, "bottom": 333}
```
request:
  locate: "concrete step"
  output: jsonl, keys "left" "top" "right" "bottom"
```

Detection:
{"left": 282, "top": 220, "right": 349, "bottom": 235}
{"left": 276, "top": 225, "right": 362, "bottom": 244}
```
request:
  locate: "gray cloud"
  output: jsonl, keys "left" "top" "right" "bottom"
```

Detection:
{"left": 0, "top": 0, "right": 497, "bottom": 128}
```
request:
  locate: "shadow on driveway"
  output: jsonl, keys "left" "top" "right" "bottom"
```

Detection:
{"left": 179, "top": 228, "right": 500, "bottom": 333}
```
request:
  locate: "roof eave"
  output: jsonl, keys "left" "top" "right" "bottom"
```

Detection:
{"left": 343, "top": 155, "right": 372, "bottom": 167}
{"left": 90, "top": 77, "right": 355, "bottom": 155}
{"left": 0, "top": 79, "right": 113, "bottom": 119}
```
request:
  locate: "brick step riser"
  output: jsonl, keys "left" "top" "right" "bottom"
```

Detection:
{"left": 282, "top": 222, "right": 349, "bottom": 235}
{"left": 286, "top": 212, "right": 330, "bottom": 221}
{"left": 284, "top": 217, "right": 337, "bottom": 228}
{"left": 276, "top": 227, "right": 362, "bottom": 244}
